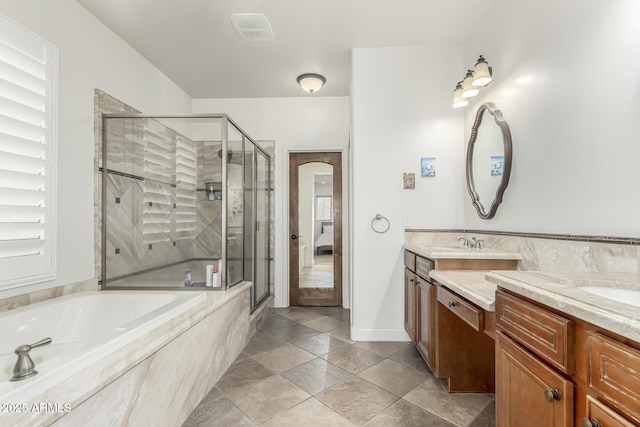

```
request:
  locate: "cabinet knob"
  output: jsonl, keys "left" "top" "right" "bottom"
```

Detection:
{"left": 544, "top": 388, "right": 561, "bottom": 402}
{"left": 580, "top": 418, "right": 601, "bottom": 427}
{"left": 448, "top": 301, "right": 457, "bottom": 308}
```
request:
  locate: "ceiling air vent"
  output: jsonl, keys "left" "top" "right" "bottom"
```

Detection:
{"left": 230, "top": 13, "right": 274, "bottom": 41}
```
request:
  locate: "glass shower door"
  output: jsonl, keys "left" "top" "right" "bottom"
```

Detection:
{"left": 254, "top": 149, "right": 270, "bottom": 307}
{"left": 226, "top": 123, "right": 244, "bottom": 287}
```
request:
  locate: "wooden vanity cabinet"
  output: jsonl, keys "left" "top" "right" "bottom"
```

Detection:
{"left": 496, "top": 290, "right": 640, "bottom": 427}
{"left": 437, "top": 285, "right": 495, "bottom": 392}
{"left": 403, "top": 249, "right": 516, "bottom": 387}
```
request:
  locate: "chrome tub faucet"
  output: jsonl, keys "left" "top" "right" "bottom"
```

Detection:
{"left": 10, "top": 337, "right": 52, "bottom": 381}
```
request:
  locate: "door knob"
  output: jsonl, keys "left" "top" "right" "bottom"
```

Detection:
{"left": 544, "top": 388, "right": 560, "bottom": 402}
{"left": 291, "top": 234, "right": 303, "bottom": 240}
{"left": 581, "top": 418, "right": 601, "bottom": 427}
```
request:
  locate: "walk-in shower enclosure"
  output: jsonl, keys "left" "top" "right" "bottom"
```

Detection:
{"left": 101, "top": 114, "right": 270, "bottom": 309}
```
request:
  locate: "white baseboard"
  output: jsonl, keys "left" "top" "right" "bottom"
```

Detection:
{"left": 350, "top": 326, "right": 412, "bottom": 342}
{"left": 274, "top": 297, "right": 287, "bottom": 308}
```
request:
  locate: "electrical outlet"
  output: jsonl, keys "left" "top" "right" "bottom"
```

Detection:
{"left": 403, "top": 214, "right": 410, "bottom": 227}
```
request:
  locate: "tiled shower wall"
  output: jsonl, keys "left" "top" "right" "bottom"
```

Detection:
{"left": 97, "top": 91, "right": 223, "bottom": 280}
{"left": 195, "top": 141, "right": 223, "bottom": 259}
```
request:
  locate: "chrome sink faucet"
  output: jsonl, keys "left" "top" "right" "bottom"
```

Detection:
{"left": 457, "top": 236, "right": 484, "bottom": 249}
{"left": 457, "top": 236, "right": 471, "bottom": 247}
{"left": 470, "top": 237, "right": 484, "bottom": 249}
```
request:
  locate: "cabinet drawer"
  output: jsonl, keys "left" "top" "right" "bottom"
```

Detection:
{"left": 437, "top": 286, "right": 483, "bottom": 332}
{"left": 404, "top": 250, "right": 416, "bottom": 271}
{"left": 496, "top": 291, "right": 575, "bottom": 374}
{"left": 584, "top": 395, "right": 635, "bottom": 427}
{"left": 416, "top": 256, "right": 434, "bottom": 280}
{"left": 588, "top": 332, "right": 640, "bottom": 423}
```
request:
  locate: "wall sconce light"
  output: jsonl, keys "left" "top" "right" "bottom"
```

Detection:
{"left": 472, "top": 55, "right": 493, "bottom": 86}
{"left": 452, "top": 81, "right": 469, "bottom": 109}
{"left": 452, "top": 55, "right": 493, "bottom": 108}
{"left": 462, "top": 70, "right": 480, "bottom": 98}
{"left": 297, "top": 73, "right": 326, "bottom": 93}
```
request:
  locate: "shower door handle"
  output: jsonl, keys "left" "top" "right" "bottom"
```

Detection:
{"left": 291, "top": 234, "right": 303, "bottom": 240}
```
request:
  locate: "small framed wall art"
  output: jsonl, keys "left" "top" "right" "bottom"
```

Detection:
{"left": 403, "top": 173, "right": 415, "bottom": 189}
{"left": 421, "top": 157, "right": 436, "bottom": 177}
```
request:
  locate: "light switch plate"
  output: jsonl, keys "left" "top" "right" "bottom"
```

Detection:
{"left": 403, "top": 214, "right": 410, "bottom": 227}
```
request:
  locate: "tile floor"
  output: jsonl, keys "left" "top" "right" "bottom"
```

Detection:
{"left": 183, "top": 306, "right": 495, "bottom": 427}
{"left": 299, "top": 255, "right": 333, "bottom": 288}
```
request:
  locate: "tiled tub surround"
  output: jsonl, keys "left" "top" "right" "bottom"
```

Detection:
{"left": 1, "top": 291, "right": 206, "bottom": 403}
{"left": 1, "top": 283, "right": 252, "bottom": 426}
{"left": 0, "top": 279, "right": 98, "bottom": 313}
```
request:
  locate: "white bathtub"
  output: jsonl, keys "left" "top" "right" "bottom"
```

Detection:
{"left": 0, "top": 291, "right": 206, "bottom": 405}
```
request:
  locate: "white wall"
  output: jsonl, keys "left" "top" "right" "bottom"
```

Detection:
{"left": 0, "top": 1, "right": 191, "bottom": 298}
{"left": 350, "top": 46, "right": 465, "bottom": 340}
{"left": 192, "top": 97, "right": 350, "bottom": 308}
{"left": 462, "top": 0, "right": 640, "bottom": 237}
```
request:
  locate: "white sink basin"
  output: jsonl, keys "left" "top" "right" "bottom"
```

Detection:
{"left": 578, "top": 286, "right": 640, "bottom": 308}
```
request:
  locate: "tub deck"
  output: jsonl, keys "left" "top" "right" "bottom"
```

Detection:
{"left": 0, "top": 282, "right": 252, "bottom": 427}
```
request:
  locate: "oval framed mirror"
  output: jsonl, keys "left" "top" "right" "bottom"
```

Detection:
{"left": 466, "top": 103, "right": 512, "bottom": 219}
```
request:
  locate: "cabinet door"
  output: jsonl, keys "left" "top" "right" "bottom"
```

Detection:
{"left": 496, "top": 332, "right": 574, "bottom": 427}
{"left": 416, "top": 278, "right": 435, "bottom": 370}
{"left": 404, "top": 268, "right": 417, "bottom": 343}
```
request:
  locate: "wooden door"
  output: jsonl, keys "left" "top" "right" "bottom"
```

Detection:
{"left": 289, "top": 152, "right": 342, "bottom": 306}
{"left": 496, "top": 331, "right": 574, "bottom": 427}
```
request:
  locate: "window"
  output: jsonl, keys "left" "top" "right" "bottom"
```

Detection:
{"left": 315, "top": 196, "right": 332, "bottom": 221}
{"left": 0, "top": 15, "right": 57, "bottom": 289}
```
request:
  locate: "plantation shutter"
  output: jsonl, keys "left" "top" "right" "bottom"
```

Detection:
{"left": 175, "top": 135, "right": 196, "bottom": 240}
{"left": 0, "top": 16, "right": 57, "bottom": 288}
{"left": 142, "top": 120, "right": 174, "bottom": 244}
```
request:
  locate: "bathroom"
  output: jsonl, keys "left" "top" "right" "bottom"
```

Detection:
{"left": 1, "top": 0, "right": 640, "bottom": 425}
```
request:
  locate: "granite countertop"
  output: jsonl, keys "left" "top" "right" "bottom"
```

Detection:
{"left": 403, "top": 243, "right": 521, "bottom": 261}
{"left": 486, "top": 271, "right": 640, "bottom": 343}
{"left": 429, "top": 270, "right": 497, "bottom": 312}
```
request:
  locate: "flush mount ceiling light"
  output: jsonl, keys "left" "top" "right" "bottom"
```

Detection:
{"left": 297, "top": 73, "right": 326, "bottom": 93}
{"left": 452, "top": 55, "right": 493, "bottom": 108}
{"left": 230, "top": 13, "right": 274, "bottom": 41}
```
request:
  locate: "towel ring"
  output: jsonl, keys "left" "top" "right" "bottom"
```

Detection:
{"left": 371, "top": 214, "right": 390, "bottom": 234}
